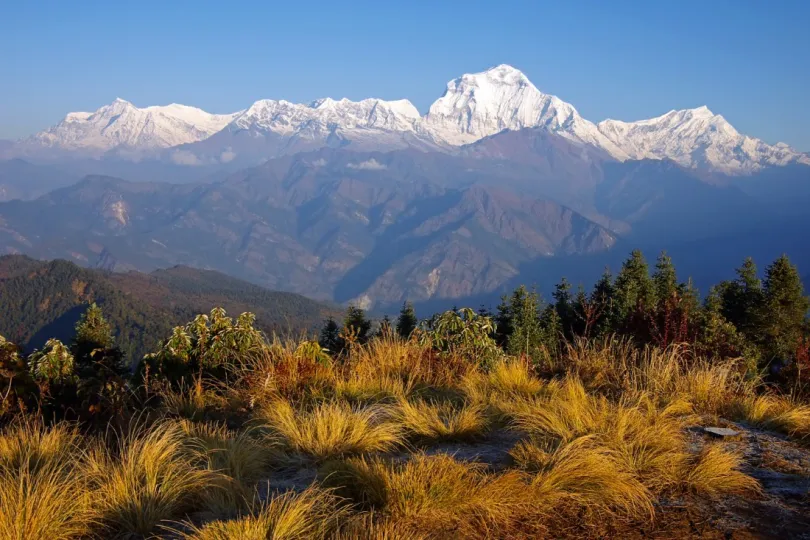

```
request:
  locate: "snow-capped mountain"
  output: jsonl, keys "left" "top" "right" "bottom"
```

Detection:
{"left": 23, "top": 99, "right": 241, "bottom": 155}
{"left": 10, "top": 65, "right": 809, "bottom": 174}
{"left": 423, "top": 64, "right": 629, "bottom": 159}
{"left": 597, "top": 106, "right": 810, "bottom": 173}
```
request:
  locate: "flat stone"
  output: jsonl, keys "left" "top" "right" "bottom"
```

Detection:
{"left": 703, "top": 427, "right": 739, "bottom": 438}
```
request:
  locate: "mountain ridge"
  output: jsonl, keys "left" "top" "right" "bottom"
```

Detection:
{"left": 6, "top": 65, "right": 807, "bottom": 174}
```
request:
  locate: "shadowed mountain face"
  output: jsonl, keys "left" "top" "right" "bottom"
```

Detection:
{"left": 0, "top": 141, "right": 621, "bottom": 308}
{"left": 0, "top": 127, "right": 807, "bottom": 311}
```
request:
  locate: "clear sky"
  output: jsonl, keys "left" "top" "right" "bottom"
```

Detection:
{"left": 1, "top": 0, "right": 809, "bottom": 150}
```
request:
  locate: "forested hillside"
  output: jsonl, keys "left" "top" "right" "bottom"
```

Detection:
{"left": 0, "top": 255, "right": 338, "bottom": 362}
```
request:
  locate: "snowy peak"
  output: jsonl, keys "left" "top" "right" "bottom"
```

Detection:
{"left": 597, "top": 106, "right": 808, "bottom": 173}
{"left": 28, "top": 99, "right": 241, "bottom": 154}
{"left": 423, "top": 64, "right": 629, "bottom": 158}
{"left": 231, "top": 96, "right": 422, "bottom": 137}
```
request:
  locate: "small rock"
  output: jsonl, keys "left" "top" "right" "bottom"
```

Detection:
{"left": 703, "top": 427, "right": 739, "bottom": 438}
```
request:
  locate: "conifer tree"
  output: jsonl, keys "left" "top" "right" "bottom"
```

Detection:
{"left": 319, "top": 317, "right": 341, "bottom": 353}
{"left": 552, "top": 278, "right": 575, "bottom": 338}
{"left": 590, "top": 267, "right": 617, "bottom": 337}
{"left": 720, "top": 257, "right": 764, "bottom": 340}
{"left": 396, "top": 301, "right": 418, "bottom": 339}
{"left": 71, "top": 303, "right": 113, "bottom": 361}
{"left": 71, "top": 303, "right": 126, "bottom": 377}
{"left": 653, "top": 251, "right": 678, "bottom": 303}
{"left": 758, "top": 255, "right": 810, "bottom": 360}
{"left": 614, "top": 250, "right": 656, "bottom": 323}
{"left": 343, "top": 305, "right": 372, "bottom": 345}
{"left": 494, "top": 295, "right": 512, "bottom": 347}
{"left": 505, "top": 286, "right": 543, "bottom": 360}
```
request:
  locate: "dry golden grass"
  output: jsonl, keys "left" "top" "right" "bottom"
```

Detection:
{"left": 180, "top": 420, "right": 271, "bottom": 515}
{"left": 321, "top": 453, "right": 539, "bottom": 536}
{"left": 179, "top": 486, "right": 344, "bottom": 540}
{"left": 335, "top": 373, "right": 415, "bottom": 405}
{"left": 732, "top": 393, "right": 810, "bottom": 441}
{"left": 84, "top": 420, "right": 219, "bottom": 537}
{"left": 513, "top": 436, "right": 654, "bottom": 519}
{"left": 0, "top": 421, "right": 94, "bottom": 540}
{"left": 395, "top": 398, "right": 489, "bottom": 442}
{"left": 258, "top": 399, "right": 403, "bottom": 461}
{"left": 682, "top": 444, "right": 761, "bottom": 497}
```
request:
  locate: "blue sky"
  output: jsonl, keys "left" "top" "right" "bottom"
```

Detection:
{"left": 1, "top": 0, "right": 809, "bottom": 149}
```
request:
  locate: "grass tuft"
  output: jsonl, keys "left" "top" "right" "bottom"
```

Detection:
{"left": 179, "top": 486, "right": 343, "bottom": 540}
{"left": 84, "top": 420, "right": 218, "bottom": 537}
{"left": 258, "top": 399, "right": 402, "bottom": 461}
{"left": 395, "top": 398, "right": 488, "bottom": 442}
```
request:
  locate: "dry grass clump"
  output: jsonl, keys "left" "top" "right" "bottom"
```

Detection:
{"left": 682, "top": 444, "right": 761, "bottom": 498}
{"left": 84, "top": 420, "right": 219, "bottom": 537}
{"left": 180, "top": 420, "right": 271, "bottom": 514}
{"left": 509, "top": 377, "right": 757, "bottom": 500}
{"left": 733, "top": 393, "right": 810, "bottom": 440}
{"left": 0, "top": 421, "right": 94, "bottom": 540}
{"left": 179, "top": 486, "right": 344, "bottom": 540}
{"left": 563, "top": 338, "right": 750, "bottom": 415}
{"left": 258, "top": 399, "right": 402, "bottom": 461}
{"left": 395, "top": 398, "right": 489, "bottom": 442}
{"left": 335, "top": 373, "right": 415, "bottom": 405}
{"left": 347, "top": 337, "right": 469, "bottom": 390}
{"left": 512, "top": 436, "right": 654, "bottom": 519}
{"left": 321, "top": 453, "right": 538, "bottom": 536}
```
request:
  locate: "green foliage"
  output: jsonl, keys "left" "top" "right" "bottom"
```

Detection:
{"left": 343, "top": 306, "right": 371, "bottom": 346}
{"left": 653, "top": 252, "right": 678, "bottom": 302}
{"left": 396, "top": 302, "right": 418, "bottom": 339}
{"left": 71, "top": 302, "right": 113, "bottom": 361}
{"left": 758, "top": 255, "right": 810, "bottom": 361}
{"left": 614, "top": 250, "right": 656, "bottom": 321}
{"left": 28, "top": 339, "right": 75, "bottom": 384}
{"left": 0, "top": 335, "right": 38, "bottom": 417}
{"left": 417, "top": 307, "right": 501, "bottom": 367}
{"left": 0, "top": 255, "right": 337, "bottom": 365}
{"left": 319, "top": 317, "right": 341, "bottom": 354}
{"left": 504, "top": 286, "right": 545, "bottom": 361}
{"left": 141, "top": 308, "right": 266, "bottom": 382}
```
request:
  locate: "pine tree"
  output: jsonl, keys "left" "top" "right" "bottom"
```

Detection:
{"left": 719, "top": 257, "right": 764, "bottom": 341}
{"left": 343, "top": 305, "right": 372, "bottom": 345}
{"left": 319, "top": 317, "right": 341, "bottom": 353}
{"left": 494, "top": 295, "right": 512, "bottom": 347}
{"left": 505, "top": 286, "right": 543, "bottom": 360}
{"left": 653, "top": 251, "right": 678, "bottom": 303}
{"left": 71, "top": 303, "right": 113, "bottom": 361}
{"left": 590, "top": 267, "right": 617, "bottom": 337}
{"left": 614, "top": 250, "right": 656, "bottom": 325}
{"left": 395, "top": 302, "right": 417, "bottom": 339}
{"left": 552, "top": 278, "right": 575, "bottom": 338}
{"left": 758, "top": 255, "right": 810, "bottom": 361}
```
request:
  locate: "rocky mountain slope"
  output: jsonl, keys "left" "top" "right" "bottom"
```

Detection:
{"left": 0, "top": 145, "right": 621, "bottom": 308}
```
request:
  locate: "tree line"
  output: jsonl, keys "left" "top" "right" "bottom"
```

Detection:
{"left": 322, "top": 250, "right": 809, "bottom": 384}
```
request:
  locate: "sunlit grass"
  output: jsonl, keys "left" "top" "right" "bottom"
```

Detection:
{"left": 84, "top": 420, "right": 218, "bottom": 537}
{"left": 395, "top": 398, "right": 489, "bottom": 442}
{"left": 179, "top": 486, "right": 344, "bottom": 540}
{"left": 0, "top": 421, "right": 93, "bottom": 540}
{"left": 258, "top": 399, "right": 403, "bottom": 461}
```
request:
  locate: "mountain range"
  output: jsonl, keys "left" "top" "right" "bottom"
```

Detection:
{"left": 0, "top": 64, "right": 808, "bottom": 310}
{"left": 5, "top": 65, "right": 808, "bottom": 174}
